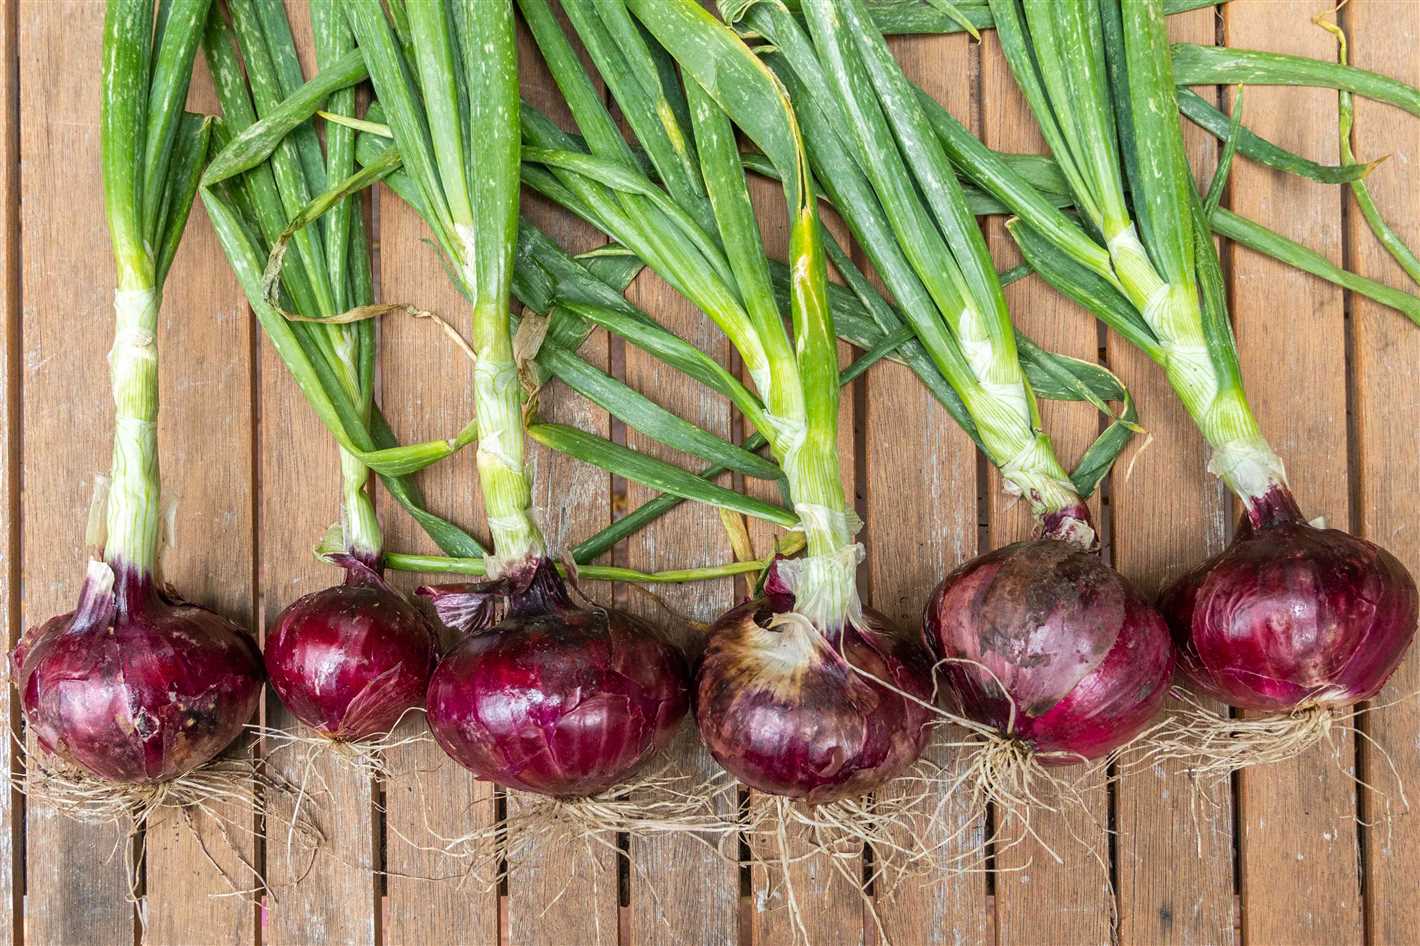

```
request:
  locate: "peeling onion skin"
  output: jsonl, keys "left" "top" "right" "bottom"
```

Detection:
{"left": 695, "top": 595, "right": 936, "bottom": 805}
{"left": 1160, "top": 486, "right": 1417, "bottom": 712}
{"left": 925, "top": 539, "right": 1175, "bottom": 762}
{"left": 265, "top": 556, "right": 438, "bottom": 741}
{"left": 10, "top": 564, "right": 264, "bottom": 784}
{"left": 420, "top": 559, "right": 690, "bottom": 798}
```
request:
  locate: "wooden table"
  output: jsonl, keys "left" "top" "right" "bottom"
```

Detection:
{"left": 4, "top": 2, "right": 1418, "bottom": 944}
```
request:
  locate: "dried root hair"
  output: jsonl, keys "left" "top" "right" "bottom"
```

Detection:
{"left": 382, "top": 760, "right": 738, "bottom": 893}
{"left": 15, "top": 737, "right": 324, "bottom": 923}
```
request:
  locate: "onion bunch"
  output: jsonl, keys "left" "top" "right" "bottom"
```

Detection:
{"left": 733, "top": 0, "right": 1175, "bottom": 809}
{"left": 200, "top": 2, "right": 455, "bottom": 757}
{"left": 9, "top": 0, "right": 263, "bottom": 823}
{"left": 340, "top": 0, "right": 692, "bottom": 808}
{"left": 945, "top": 0, "right": 1416, "bottom": 767}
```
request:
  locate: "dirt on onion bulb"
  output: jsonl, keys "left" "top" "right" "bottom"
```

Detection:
{"left": 696, "top": 563, "right": 936, "bottom": 805}
{"left": 265, "top": 555, "right": 438, "bottom": 743}
{"left": 420, "top": 559, "right": 690, "bottom": 797}
{"left": 925, "top": 509, "right": 1176, "bottom": 769}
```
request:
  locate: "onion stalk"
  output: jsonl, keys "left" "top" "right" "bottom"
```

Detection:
{"left": 731, "top": 0, "right": 1175, "bottom": 832}
{"left": 200, "top": 0, "right": 439, "bottom": 759}
{"left": 8, "top": 0, "right": 270, "bottom": 874}
{"left": 341, "top": 0, "right": 694, "bottom": 838}
{"left": 950, "top": 0, "right": 1416, "bottom": 769}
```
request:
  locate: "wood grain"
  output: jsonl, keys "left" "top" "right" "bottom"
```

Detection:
{"left": 141, "top": 45, "right": 257, "bottom": 946}
{"left": 872, "top": 28, "right": 991, "bottom": 946}
{"left": 0, "top": 0, "right": 19, "bottom": 940}
{"left": 1224, "top": 4, "right": 1362, "bottom": 945}
{"left": 980, "top": 29, "right": 1112, "bottom": 946}
{"left": 1344, "top": 4, "right": 1420, "bottom": 945}
{"left": 1112, "top": 8, "right": 1236, "bottom": 946}
{"left": 258, "top": 11, "right": 377, "bottom": 946}
{"left": 621, "top": 273, "right": 738, "bottom": 946}
{"left": 18, "top": 4, "right": 138, "bottom": 942}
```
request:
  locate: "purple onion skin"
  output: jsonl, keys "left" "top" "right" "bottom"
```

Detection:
{"left": 1161, "top": 486, "right": 1417, "bottom": 712}
{"left": 265, "top": 556, "right": 437, "bottom": 741}
{"left": 10, "top": 564, "right": 263, "bottom": 783}
{"left": 695, "top": 594, "right": 936, "bottom": 805}
{"left": 420, "top": 560, "right": 690, "bottom": 798}
{"left": 925, "top": 538, "right": 1175, "bottom": 762}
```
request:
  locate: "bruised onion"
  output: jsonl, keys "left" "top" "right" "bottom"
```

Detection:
{"left": 695, "top": 567, "right": 936, "bottom": 804}
{"left": 419, "top": 559, "right": 690, "bottom": 797}
{"left": 925, "top": 526, "right": 1175, "bottom": 762}
{"left": 1161, "top": 486, "right": 1417, "bottom": 713}
{"left": 11, "top": 563, "right": 264, "bottom": 784}
{"left": 265, "top": 555, "right": 437, "bottom": 741}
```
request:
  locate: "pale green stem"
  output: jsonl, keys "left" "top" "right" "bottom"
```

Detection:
{"left": 103, "top": 275, "right": 162, "bottom": 575}
{"left": 331, "top": 326, "right": 381, "bottom": 560}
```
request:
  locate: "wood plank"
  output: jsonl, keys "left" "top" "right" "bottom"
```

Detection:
{"left": 0, "top": 0, "right": 20, "bottom": 939}
{"left": 622, "top": 275, "right": 738, "bottom": 946}
{"left": 979, "top": 28, "right": 1113, "bottom": 946}
{"left": 1344, "top": 4, "right": 1420, "bottom": 945}
{"left": 18, "top": 3, "right": 136, "bottom": 942}
{"left": 1112, "top": 8, "right": 1236, "bottom": 945}
{"left": 141, "top": 45, "right": 257, "bottom": 946}
{"left": 742, "top": 181, "right": 864, "bottom": 946}
{"left": 503, "top": 19, "right": 618, "bottom": 946}
{"left": 872, "top": 28, "right": 991, "bottom": 946}
{"left": 1223, "top": 5, "right": 1361, "bottom": 945}
{"left": 259, "top": 10, "right": 377, "bottom": 946}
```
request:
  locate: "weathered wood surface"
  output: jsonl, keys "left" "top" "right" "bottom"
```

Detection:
{"left": 3, "top": 3, "right": 1419, "bottom": 945}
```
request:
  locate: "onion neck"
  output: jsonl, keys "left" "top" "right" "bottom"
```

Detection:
{"left": 471, "top": 296, "right": 546, "bottom": 579}
{"left": 103, "top": 273, "right": 162, "bottom": 608}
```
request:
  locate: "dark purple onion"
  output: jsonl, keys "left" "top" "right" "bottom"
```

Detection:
{"left": 925, "top": 537, "right": 1175, "bottom": 762}
{"left": 418, "top": 559, "right": 689, "bottom": 797}
{"left": 695, "top": 566, "right": 936, "bottom": 804}
{"left": 1161, "top": 485, "right": 1417, "bottom": 712}
{"left": 265, "top": 555, "right": 437, "bottom": 741}
{"left": 10, "top": 563, "right": 264, "bottom": 783}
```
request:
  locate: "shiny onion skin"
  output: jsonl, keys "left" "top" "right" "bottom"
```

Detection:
{"left": 265, "top": 556, "right": 437, "bottom": 741}
{"left": 10, "top": 563, "right": 264, "bottom": 784}
{"left": 925, "top": 539, "right": 1175, "bottom": 762}
{"left": 1161, "top": 486, "right": 1417, "bottom": 712}
{"left": 695, "top": 570, "right": 936, "bottom": 804}
{"left": 419, "top": 559, "right": 690, "bottom": 797}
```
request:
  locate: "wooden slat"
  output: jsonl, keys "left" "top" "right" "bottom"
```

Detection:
{"left": 18, "top": 3, "right": 136, "bottom": 942}
{"left": 0, "top": 0, "right": 19, "bottom": 940}
{"left": 622, "top": 275, "right": 739, "bottom": 946}
{"left": 1223, "top": 5, "right": 1361, "bottom": 945}
{"left": 1112, "top": 8, "right": 1236, "bottom": 945}
{"left": 141, "top": 49, "right": 257, "bottom": 946}
{"left": 503, "top": 21, "right": 617, "bottom": 946}
{"left": 872, "top": 29, "right": 991, "bottom": 946}
{"left": 1345, "top": 4, "right": 1420, "bottom": 945}
{"left": 979, "top": 30, "right": 1113, "bottom": 946}
{"left": 259, "top": 11, "right": 377, "bottom": 946}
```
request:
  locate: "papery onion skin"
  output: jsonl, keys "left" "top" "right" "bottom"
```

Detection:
{"left": 925, "top": 538, "right": 1175, "bottom": 762}
{"left": 265, "top": 556, "right": 437, "bottom": 741}
{"left": 1160, "top": 486, "right": 1417, "bottom": 712}
{"left": 421, "top": 559, "right": 690, "bottom": 798}
{"left": 695, "top": 596, "right": 935, "bottom": 805}
{"left": 11, "top": 564, "right": 264, "bottom": 784}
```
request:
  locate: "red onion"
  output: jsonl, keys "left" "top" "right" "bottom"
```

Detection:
{"left": 419, "top": 559, "right": 690, "bottom": 797}
{"left": 11, "top": 563, "right": 264, "bottom": 783}
{"left": 265, "top": 555, "right": 437, "bottom": 741}
{"left": 1161, "top": 486, "right": 1417, "bottom": 712}
{"left": 694, "top": 563, "right": 936, "bottom": 804}
{"left": 924, "top": 519, "right": 1176, "bottom": 762}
